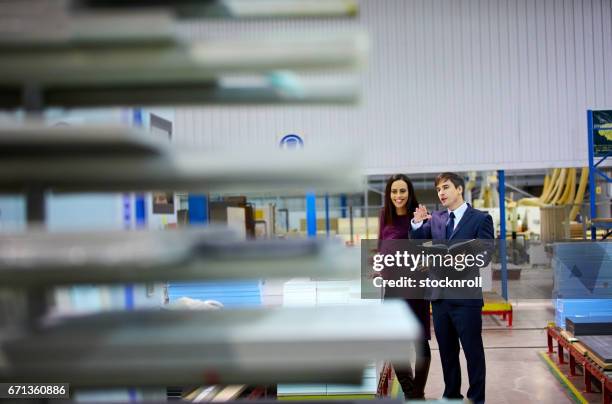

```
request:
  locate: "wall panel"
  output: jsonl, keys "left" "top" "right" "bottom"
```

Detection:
{"left": 174, "top": 0, "right": 612, "bottom": 174}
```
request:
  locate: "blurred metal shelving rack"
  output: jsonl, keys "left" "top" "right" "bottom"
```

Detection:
{"left": 0, "top": 229, "right": 361, "bottom": 286}
{"left": 2, "top": 303, "right": 421, "bottom": 387}
{"left": 0, "top": 125, "right": 364, "bottom": 195}
{"left": 0, "top": 1, "right": 425, "bottom": 399}
{"left": 0, "top": 0, "right": 367, "bottom": 222}
{"left": 72, "top": 0, "right": 359, "bottom": 19}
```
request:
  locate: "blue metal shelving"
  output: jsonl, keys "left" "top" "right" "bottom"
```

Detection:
{"left": 587, "top": 110, "right": 612, "bottom": 240}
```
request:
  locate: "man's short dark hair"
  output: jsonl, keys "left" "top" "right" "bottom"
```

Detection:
{"left": 435, "top": 172, "right": 465, "bottom": 195}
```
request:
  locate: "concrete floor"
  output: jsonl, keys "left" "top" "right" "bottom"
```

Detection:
{"left": 422, "top": 268, "right": 578, "bottom": 403}
{"left": 424, "top": 299, "right": 572, "bottom": 402}
{"left": 280, "top": 268, "right": 598, "bottom": 402}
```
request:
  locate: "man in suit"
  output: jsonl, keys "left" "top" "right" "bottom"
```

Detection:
{"left": 411, "top": 172, "right": 493, "bottom": 404}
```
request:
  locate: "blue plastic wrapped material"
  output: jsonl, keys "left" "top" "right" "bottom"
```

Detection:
{"left": 168, "top": 280, "right": 262, "bottom": 308}
{"left": 552, "top": 242, "right": 612, "bottom": 299}
{"left": 555, "top": 299, "right": 612, "bottom": 329}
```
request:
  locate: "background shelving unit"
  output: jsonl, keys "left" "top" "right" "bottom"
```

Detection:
{"left": 587, "top": 109, "right": 612, "bottom": 240}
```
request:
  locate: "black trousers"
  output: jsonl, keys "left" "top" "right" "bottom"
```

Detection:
{"left": 432, "top": 299, "right": 486, "bottom": 404}
{"left": 394, "top": 338, "right": 431, "bottom": 399}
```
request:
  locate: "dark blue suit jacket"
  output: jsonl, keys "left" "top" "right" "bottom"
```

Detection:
{"left": 411, "top": 204, "right": 494, "bottom": 306}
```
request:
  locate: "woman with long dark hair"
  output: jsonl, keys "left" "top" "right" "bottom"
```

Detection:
{"left": 377, "top": 174, "right": 431, "bottom": 399}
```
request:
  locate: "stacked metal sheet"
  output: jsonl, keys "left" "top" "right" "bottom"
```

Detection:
{"left": 1, "top": 302, "right": 421, "bottom": 386}
{"left": 0, "top": 125, "right": 363, "bottom": 194}
{"left": 0, "top": 0, "right": 366, "bottom": 108}
{"left": 0, "top": 124, "right": 418, "bottom": 388}
{"left": 577, "top": 335, "right": 612, "bottom": 365}
{"left": 566, "top": 316, "right": 612, "bottom": 336}
{"left": 0, "top": 229, "right": 360, "bottom": 286}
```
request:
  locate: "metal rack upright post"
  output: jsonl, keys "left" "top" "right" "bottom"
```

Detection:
{"left": 587, "top": 110, "right": 612, "bottom": 240}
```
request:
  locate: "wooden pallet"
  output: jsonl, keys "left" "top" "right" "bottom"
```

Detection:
{"left": 579, "top": 336, "right": 612, "bottom": 367}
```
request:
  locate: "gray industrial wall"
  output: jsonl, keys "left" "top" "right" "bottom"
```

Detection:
{"left": 174, "top": 0, "right": 612, "bottom": 174}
